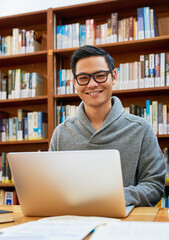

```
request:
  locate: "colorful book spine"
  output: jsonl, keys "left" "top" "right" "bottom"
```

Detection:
{"left": 143, "top": 6, "right": 151, "bottom": 38}
{"left": 137, "top": 7, "right": 145, "bottom": 39}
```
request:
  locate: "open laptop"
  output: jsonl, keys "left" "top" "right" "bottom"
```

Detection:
{"left": 7, "top": 149, "right": 134, "bottom": 218}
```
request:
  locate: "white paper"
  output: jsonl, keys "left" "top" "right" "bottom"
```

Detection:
{"left": 0, "top": 215, "right": 119, "bottom": 240}
{"left": 90, "top": 221, "right": 169, "bottom": 240}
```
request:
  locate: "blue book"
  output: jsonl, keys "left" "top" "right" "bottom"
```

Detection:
{"left": 61, "top": 25, "right": 68, "bottom": 49}
{"left": 23, "top": 117, "right": 28, "bottom": 140}
{"left": 80, "top": 24, "right": 86, "bottom": 46}
{"left": 1, "top": 37, "right": 5, "bottom": 55}
{"left": 137, "top": 7, "right": 145, "bottom": 39}
{"left": 146, "top": 100, "right": 151, "bottom": 124}
{"left": 143, "top": 6, "right": 151, "bottom": 38}
{"left": 61, "top": 106, "right": 66, "bottom": 123}
{"left": 37, "top": 111, "right": 43, "bottom": 139}
{"left": 56, "top": 26, "right": 62, "bottom": 49}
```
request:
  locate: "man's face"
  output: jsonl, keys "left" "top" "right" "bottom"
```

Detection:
{"left": 74, "top": 56, "right": 116, "bottom": 110}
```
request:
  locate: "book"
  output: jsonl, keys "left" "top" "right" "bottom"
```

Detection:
{"left": 160, "top": 52, "right": 166, "bottom": 86}
{"left": 0, "top": 209, "right": 14, "bottom": 223}
{"left": 143, "top": 6, "right": 151, "bottom": 38}
{"left": 166, "top": 52, "right": 169, "bottom": 86}
{"left": 137, "top": 7, "right": 145, "bottom": 39}
{"left": 85, "top": 19, "right": 95, "bottom": 45}
{"left": 111, "top": 13, "right": 118, "bottom": 42}
{"left": 5, "top": 192, "right": 13, "bottom": 205}
{"left": 17, "top": 109, "right": 28, "bottom": 141}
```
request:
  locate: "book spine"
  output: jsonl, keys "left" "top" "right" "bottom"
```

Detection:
{"left": 152, "top": 101, "right": 158, "bottom": 134}
{"left": 111, "top": 13, "right": 118, "bottom": 42}
{"left": 80, "top": 24, "right": 86, "bottom": 46}
{"left": 137, "top": 7, "right": 145, "bottom": 39}
{"left": 143, "top": 6, "right": 151, "bottom": 38}
{"left": 160, "top": 52, "right": 166, "bottom": 87}
{"left": 166, "top": 52, "right": 169, "bottom": 86}
{"left": 139, "top": 55, "right": 145, "bottom": 88}
{"left": 56, "top": 26, "right": 62, "bottom": 49}
{"left": 155, "top": 53, "right": 160, "bottom": 87}
{"left": 149, "top": 53, "right": 155, "bottom": 87}
{"left": 144, "top": 55, "right": 150, "bottom": 88}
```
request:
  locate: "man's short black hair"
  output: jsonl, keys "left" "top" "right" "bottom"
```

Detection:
{"left": 70, "top": 45, "right": 115, "bottom": 75}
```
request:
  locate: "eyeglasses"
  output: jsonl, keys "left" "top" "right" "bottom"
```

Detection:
{"left": 74, "top": 70, "right": 112, "bottom": 86}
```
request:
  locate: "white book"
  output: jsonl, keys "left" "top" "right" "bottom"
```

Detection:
{"left": 12, "top": 28, "right": 19, "bottom": 55}
{"left": 67, "top": 24, "right": 73, "bottom": 48}
{"left": 26, "top": 31, "right": 31, "bottom": 53}
{"left": 149, "top": 54, "right": 155, "bottom": 87}
{"left": 163, "top": 104, "right": 167, "bottom": 134}
{"left": 160, "top": 52, "right": 166, "bottom": 86}
{"left": 150, "top": 9, "right": 155, "bottom": 38}
{"left": 133, "top": 61, "right": 139, "bottom": 89}
{"left": 152, "top": 101, "right": 158, "bottom": 135}
{"left": 119, "top": 63, "right": 124, "bottom": 90}
{"left": 72, "top": 23, "right": 80, "bottom": 48}
{"left": 15, "top": 69, "right": 21, "bottom": 98}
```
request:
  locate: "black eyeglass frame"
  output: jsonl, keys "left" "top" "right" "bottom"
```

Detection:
{"left": 74, "top": 70, "right": 112, "bottom": 86}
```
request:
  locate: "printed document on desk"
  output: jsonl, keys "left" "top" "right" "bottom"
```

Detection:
{"left": 90, "top": 221, "right": 169, "bottom": 240}
{"left": 0, "top": 215, "right": 119, "bottom": 240}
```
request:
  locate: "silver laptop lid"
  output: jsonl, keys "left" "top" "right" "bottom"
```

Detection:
{"left": 7, "top": 149, "right": 128, "bottom": 218}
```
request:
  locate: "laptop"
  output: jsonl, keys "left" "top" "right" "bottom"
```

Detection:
{"left": 7, "top": 149, "right": 134, "bottom": 218}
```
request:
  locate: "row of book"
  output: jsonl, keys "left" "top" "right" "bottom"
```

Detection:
{"left": 56, "top": 6, "right": 158, "bottom": 49}
{"left": 57, "top": 69, "right": 76, "bottom": 95}
{"left": 115, "top": 52, "right": 169, "bottom": 90}
{"left": 0, "top": 70, "right": 44, "bottom": 100}
{"left": 156, "top": 195, "right": 169, "bottom": 208}
{"left": 125, "top": 101, "right": 169, "bottom": 135}
{"left": 0, "top": 110, "right": 48, "bottom": 142}
{"left": 163, "top": 147, "right": 169, "bottom": 181}
{"left": 56, "top": 51, "right": 169, "bottom": 95}
{"left": 0, "top": 29, "right": 41, "bottom": 56}
{"left": 0, "top": 190, "right": 18, "bottom": 205}
{"left": 0, "top": 152, "right": 12, "bottom": 184}
{"left": 56, "top": 105, "right": 78, "bottom": 125}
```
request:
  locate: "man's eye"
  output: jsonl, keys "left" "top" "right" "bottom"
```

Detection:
{"left": 96, "top": 74, "right": 106, "bottom": 78}
{"left": 79, "top": 76, "right": 88, "bottom": 80}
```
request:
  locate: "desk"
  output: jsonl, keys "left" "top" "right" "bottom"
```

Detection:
{"left": 0, "top": 206, "right": 169, "bottom": 239}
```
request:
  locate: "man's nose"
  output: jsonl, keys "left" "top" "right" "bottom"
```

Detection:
{"left": 87, "top": 76, "right": 99, "bottom": 87}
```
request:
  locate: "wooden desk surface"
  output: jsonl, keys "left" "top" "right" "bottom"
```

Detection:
{"left": 0, "top": 205, "right": 169, "bottom": 238}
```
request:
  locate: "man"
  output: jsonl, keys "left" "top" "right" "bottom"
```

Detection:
{"left": 49, "top": 45, "right": 166, "bottom": 207}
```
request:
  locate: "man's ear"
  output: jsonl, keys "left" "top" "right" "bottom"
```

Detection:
{"left": 112, "top": 69, "right": 117, "bottom": 86}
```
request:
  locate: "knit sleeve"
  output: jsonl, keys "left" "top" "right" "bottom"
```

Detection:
{"left": 124, "top": 123, "right": 166, "bottom": 206}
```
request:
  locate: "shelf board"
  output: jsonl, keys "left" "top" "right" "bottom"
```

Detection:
{"left": 0, "top": 139, "right": 48, "bottom": 145}
{"left": 0, "top": 10, "right": 47, "bottom": 29}
{"left": 0, "top": 50, "right": 48, "bottom": 67}
{"left": 53, "top": 35, "right": 169, "bottom": 56}
{"left": 0, "top": 183, "right": 15, "bottom": 187}
{"left": 0, "top": 95, "right": 48, "bottom": 107}
{"left": 54, "top": 87, "right": 169, "bottom": 99}
{"left": 53, "top": 0, "right": 169, "bottom": 19}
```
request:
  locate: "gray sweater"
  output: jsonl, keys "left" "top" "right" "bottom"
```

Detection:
{"left": 49, "top": 96, "right": 166, "bottom": 206}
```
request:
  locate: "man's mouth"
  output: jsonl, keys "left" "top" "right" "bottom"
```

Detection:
{"left": 86, "top": 90, "right": 103, "bottom": 95}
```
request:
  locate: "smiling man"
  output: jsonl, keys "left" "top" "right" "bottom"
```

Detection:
{"left": 49, "top": 45, "right": 166, "bottom": 207}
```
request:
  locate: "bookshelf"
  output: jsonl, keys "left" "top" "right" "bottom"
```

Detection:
{"left": 52, "top": 0, "right": 169, "bottom": 202}
{"left": 0, "top": 0, "right": 169, "bottom": 204}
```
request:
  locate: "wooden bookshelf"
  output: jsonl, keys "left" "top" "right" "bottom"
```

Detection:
{"left": 0, "top": 0, "right": 169, "bottom": 192}
{"left": 52, "top": 0, "right": 169, "bottom": 191}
